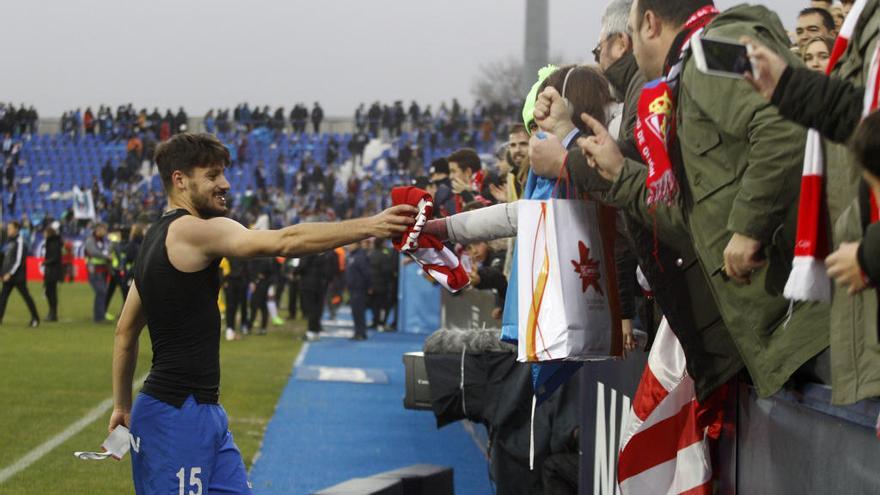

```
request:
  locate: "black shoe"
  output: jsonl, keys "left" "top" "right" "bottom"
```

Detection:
{"left": 350, "top": 334, "right": 367, "bottom": 341}
{"left": 29, "top": 319, "right": 39, "bottom": 328}
{"left": 46, "top": 313, "right": 57, "bottom": 322}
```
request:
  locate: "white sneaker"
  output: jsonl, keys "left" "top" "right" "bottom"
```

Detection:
{"left": 306, "top": 331, "right": 320, "bottom": 342}
{"left": 225, "top": 328, "right": 237, "bottom": 341}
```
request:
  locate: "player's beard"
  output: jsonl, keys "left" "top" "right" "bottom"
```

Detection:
{"left": 190, "top": 185, "right": 228, "bottom": 219}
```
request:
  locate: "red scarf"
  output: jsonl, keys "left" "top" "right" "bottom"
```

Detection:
{"left": 635, "top": 5, "right": 718, "bottom": 207}
{"left": 785, "top": 0, "right": 876, "bottom": 301}
{"left": 391, "top": 186, "right": 470, "bottom": 293}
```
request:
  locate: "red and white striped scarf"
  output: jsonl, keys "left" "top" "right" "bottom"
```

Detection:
{"left": 785, "top": 0, "right": 879, "bottom": 301}
{"left": 391, "top": 186, "right": 470, "bottom": 293}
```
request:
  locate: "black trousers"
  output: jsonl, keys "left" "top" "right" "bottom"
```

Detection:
{"left": 104, "top": 270, "right": 127, "bottom": 311}
{"left": 350, "top": 290, "right": 368, "bottom": 338}
{"left": 44, "top": 278, "right": 58, "bottom": 318}
{"left": 369, "top": 290, "right": 386, "bottom": 327}
{"left": 541, "top": 453, "right": 579, "bottom": 495}
{"left": 300, "top": 289, "right": 324, "bottom": 333}
{"left": 224, "top": 279, "right": 249, "bottom": 331}
{"left": 287, "top": 279, "right": 299, "bottom": 319}
{"left": 249, "top": 279, "right": 270, "bottom": 330}
{"left": 0, "top": 278, "right": 39, "bottom": 322}
{"left": 44, "top": 265, "right": 61, "bottom": 319}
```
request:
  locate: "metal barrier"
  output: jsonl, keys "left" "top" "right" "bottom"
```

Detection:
{"left": 578, "top": 351, "right": 880, "bottom": 494}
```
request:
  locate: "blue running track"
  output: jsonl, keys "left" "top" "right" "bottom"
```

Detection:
{"left": 249, "top": 330, "right": 493, "bottom": 495}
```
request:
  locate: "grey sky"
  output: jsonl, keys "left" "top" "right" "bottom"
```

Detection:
{"left": 1, "top": 0, "right": 809, "bottom": 118}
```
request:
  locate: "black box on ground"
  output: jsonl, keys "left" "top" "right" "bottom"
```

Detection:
{"left": 371, "top": 464, "right": 453, "bottom": 495}
{"left": 403, "top": 352, "right": 432, "bottom": 410}
{"left": 312, "top": 477, "right": 404, "bottom": 495}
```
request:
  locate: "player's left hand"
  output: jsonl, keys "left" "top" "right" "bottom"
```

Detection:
{"left": 108, "top": 408, "right": 130, "bottom": 433}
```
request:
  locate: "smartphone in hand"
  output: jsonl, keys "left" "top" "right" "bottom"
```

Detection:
{"left": 691, "top": 36, "right": 753, "bottom": 79}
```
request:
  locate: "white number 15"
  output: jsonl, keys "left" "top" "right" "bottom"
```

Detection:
{"left": 176, "top": 467, "right": 203, "bottom": 495}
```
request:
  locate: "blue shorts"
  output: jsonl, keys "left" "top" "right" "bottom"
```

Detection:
{"left": 129, "top": 393, "right": 251, "bottom": 495}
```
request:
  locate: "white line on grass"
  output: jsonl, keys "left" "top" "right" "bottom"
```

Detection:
{"left": 0, "top": 373, "right": 149, "bottom": 485}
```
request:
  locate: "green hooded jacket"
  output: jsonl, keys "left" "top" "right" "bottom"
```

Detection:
{"left": 571, "top": 51, "right": 744, "bottom": 401}
{"left": 601, "top": 5, "right": 830, "bottom": 397}
{"left": 827, "top": 0, "right": 880, "bottom": 405}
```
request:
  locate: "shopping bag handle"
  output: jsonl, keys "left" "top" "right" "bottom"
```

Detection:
{"left": 551, "top": 156, "right": 573, "bottom": 199}
{"left": 527, "top": 201, "right": 554, "bottom": 361}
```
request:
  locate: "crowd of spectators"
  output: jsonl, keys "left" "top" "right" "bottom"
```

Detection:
{"left": 59, "top": 105, "right": 189, "bottom": 142}
{"left": 0, "top": 103, "right": 38, "bottom": 137}
{"left": 353, "top": 99, "right": 520, "bottom": 142}
{"left": 4, "top": 2, "right": 877, "bottom": 490}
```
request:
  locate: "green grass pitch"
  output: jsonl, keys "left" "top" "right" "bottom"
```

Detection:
{"left": 0, "top": 281, "right": 302, "bottom": 494}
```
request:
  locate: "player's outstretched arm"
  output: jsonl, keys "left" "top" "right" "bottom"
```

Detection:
{"left": 169, "top": 205, "right": 417, "bottom": 267}
{"left": 109, "top": 282, "right": 147, "bottom": 432}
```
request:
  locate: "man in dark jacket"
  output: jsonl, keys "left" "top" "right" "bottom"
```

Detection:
{"left": 427, "top": 158, "right": 457, "bottom": 218}
{"left": 248, "top": 257, "right": 274, "bottom": 335}
{"left": 224, "top": 257, "right": 250, "bottom": 340}
{"left": 466, "top": 241, "right": 507, "bottom": 320}
{"left": 311, "top": 102, "right": 324, "bottom": 134}
{"left": 368, "top": 239, "right": 397, "bottom": 331}
{"left": 298, "top": 250, "right": 337, "bottom": 340}
{"left": 42, "top": 222, "right": 62, "bottom": 322}
{"left": 0, "top": 221, "right": 39, "bottom": 327}
{"left": 346, "top": 240, "right": 372, "bottom": 340}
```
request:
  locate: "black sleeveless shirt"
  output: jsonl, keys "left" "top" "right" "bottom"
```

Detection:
{"left": 135, "top": 209, "right": 222, "bottom": 407}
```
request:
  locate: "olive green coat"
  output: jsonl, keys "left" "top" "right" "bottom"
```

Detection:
{"left": 827, "top": 0, "right": 880, "bottom": 405}
{"left": 603, "top": 5, "right": 829, "bottom": 397}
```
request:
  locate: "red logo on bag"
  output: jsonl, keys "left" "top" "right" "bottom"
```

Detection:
{"left": 571, "top": 241, "right": 603, "bottom": 295}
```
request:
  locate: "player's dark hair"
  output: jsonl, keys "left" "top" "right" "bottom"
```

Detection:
{"left": 154, "top": 133, "right": 230, "bottom": 192}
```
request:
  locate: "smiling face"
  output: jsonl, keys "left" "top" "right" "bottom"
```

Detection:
{"left": 508, "top": 130, "right": 529, "bottom": 170}
{"left": 179, "top": 163, "right": 230, "bottom": 218}
{"left": 797, "top": 13, "right": 832, "bottom": 49}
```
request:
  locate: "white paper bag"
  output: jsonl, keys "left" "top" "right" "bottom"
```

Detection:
{"left": 517, "top": 198, "right": 622, "bottom": 362}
